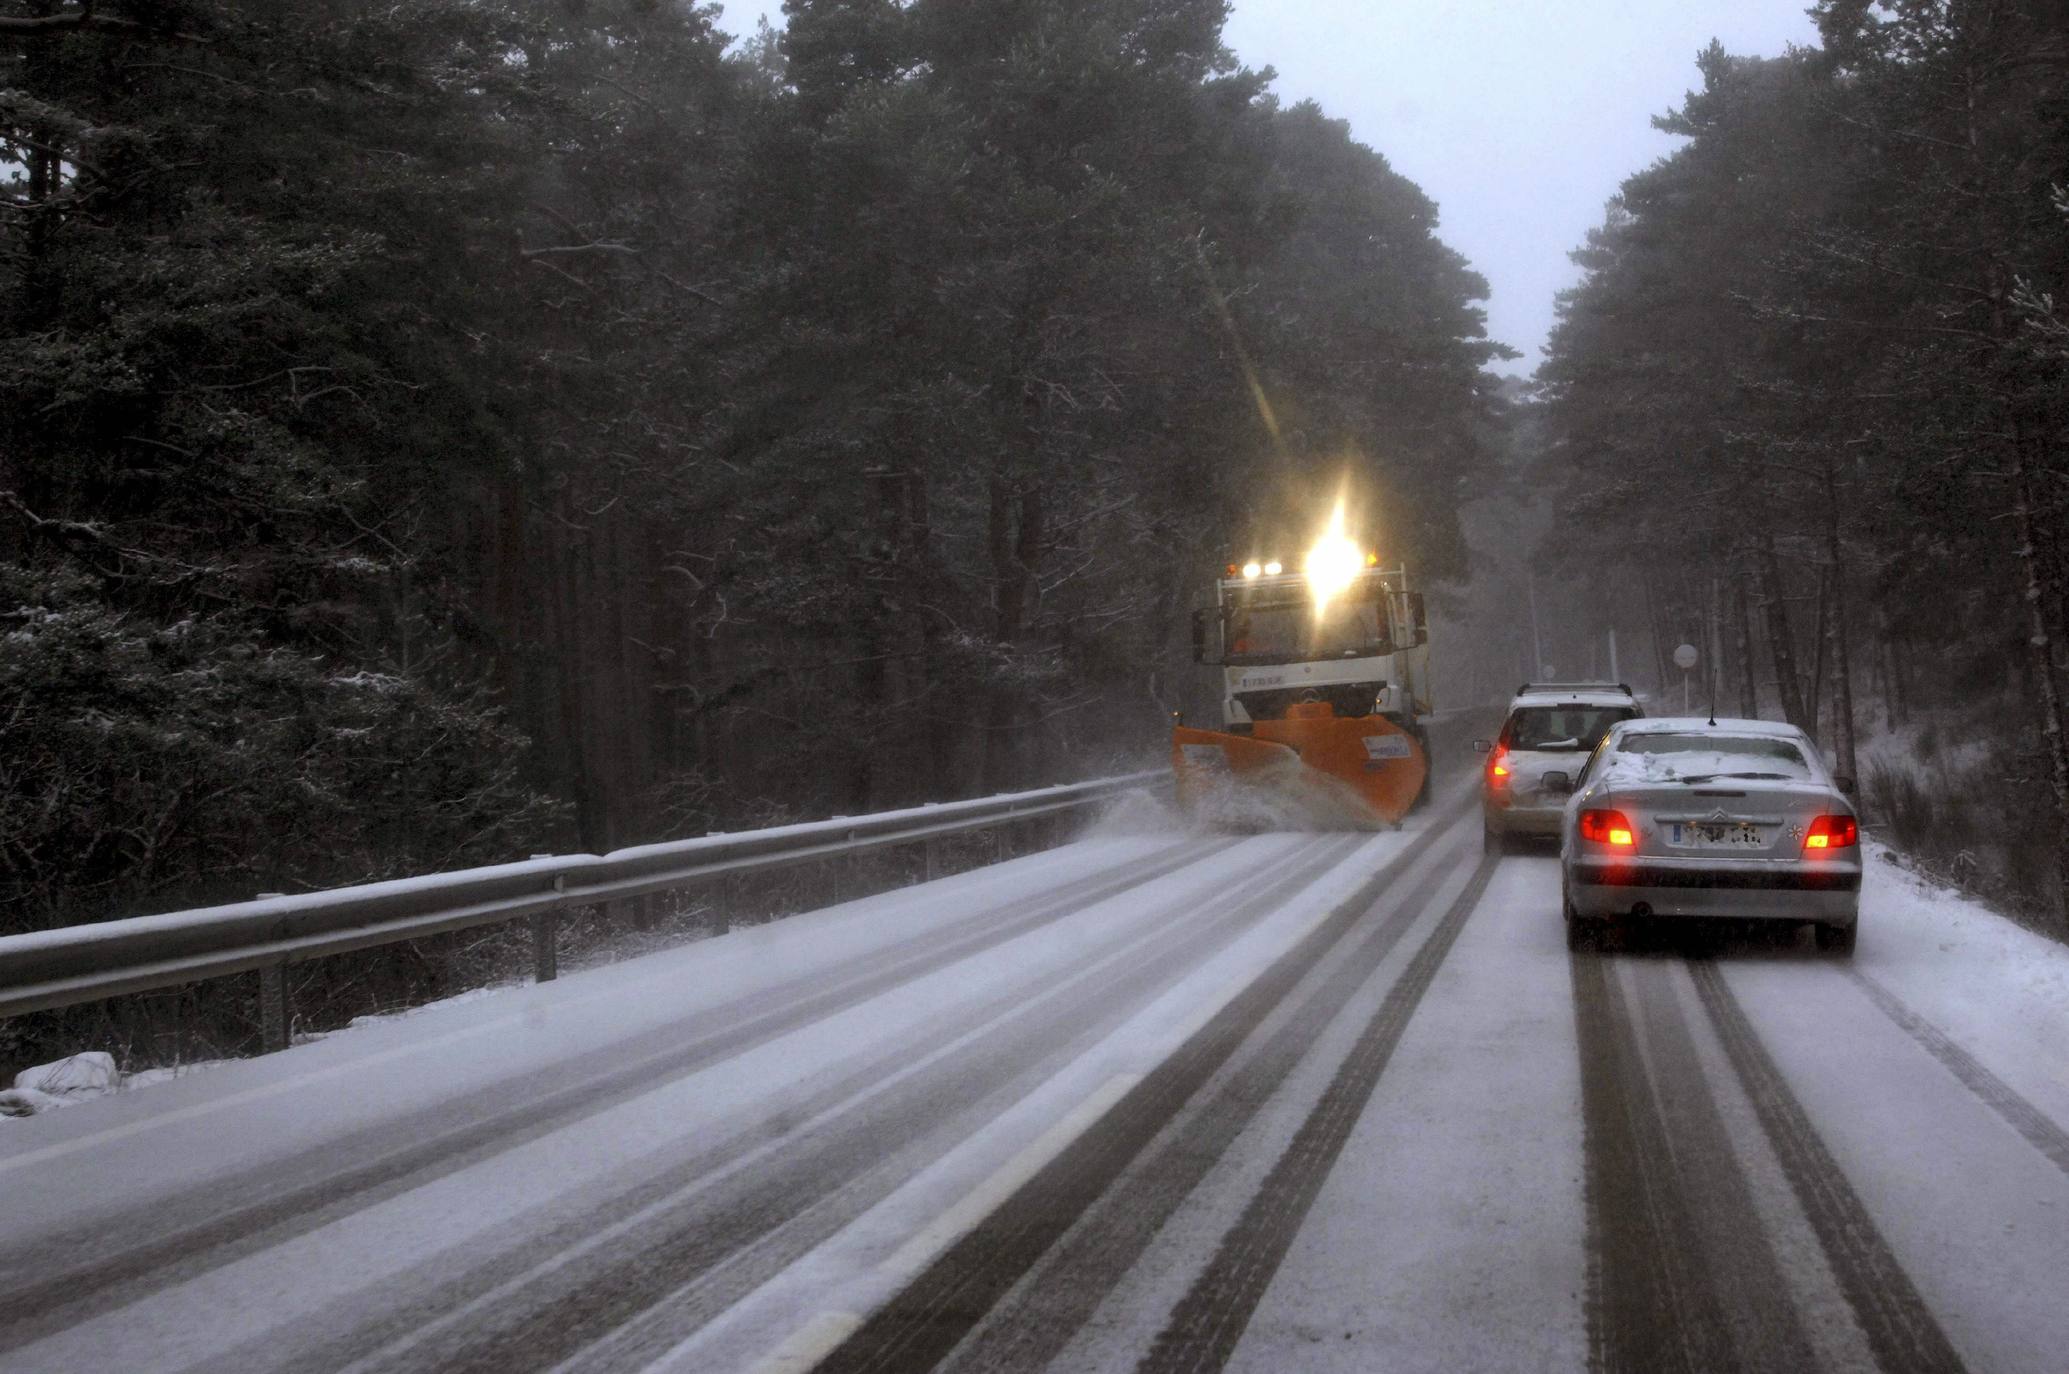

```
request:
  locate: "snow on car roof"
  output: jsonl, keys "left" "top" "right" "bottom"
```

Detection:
{"left": 1611, "top": 716, "right": 1807, "bottom": 738}
{"left": 1511, "top": 689, "right": 1635, "bottom": 707}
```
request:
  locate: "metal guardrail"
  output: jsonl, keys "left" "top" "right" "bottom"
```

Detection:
{"left": 0, "top": 771, "right": 1166, "bottom": 1048}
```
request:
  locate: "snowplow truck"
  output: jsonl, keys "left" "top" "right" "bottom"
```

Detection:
{"left": 1174, "top": 558, "right": 1432, "bottom": 828}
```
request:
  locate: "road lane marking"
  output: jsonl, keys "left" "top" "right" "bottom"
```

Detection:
{"left": 740, "top": 1073, "right": 1139, "bottom": 1374}
{"left": 879, "top": 1072, "right": 1142, "bottom": 1280}
{"left": 746, "top": 1310, "right": 864, "bottom": 1374}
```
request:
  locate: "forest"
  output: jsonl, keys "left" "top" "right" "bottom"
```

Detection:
{"left": 0, "top": 0, "right": 1510, "bottom": 943}
{"left": 8, "top": 0, "right": 2068, "bottom": 971}
{"left": 1538, "top": 0, "right": 2069, "bottom": 926}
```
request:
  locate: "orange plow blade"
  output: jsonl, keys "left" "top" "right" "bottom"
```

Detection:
{"left": 1172, "top": 704, "right": 1427, "bottom": 829}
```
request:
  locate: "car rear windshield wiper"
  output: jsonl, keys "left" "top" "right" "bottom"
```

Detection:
{"left": 1677, "top": 771, "right": 1793, "bottom": 783}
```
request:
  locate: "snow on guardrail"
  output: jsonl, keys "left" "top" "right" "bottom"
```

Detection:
{"left": 0, "top": 771, "right": 1169, "bottom": 1040}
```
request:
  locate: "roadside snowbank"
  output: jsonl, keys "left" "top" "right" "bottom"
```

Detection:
{"left": 0, "top": 1052, "right": 119, "bottom": 1118}
{"left": 1862, "top": 840, "right": 2069, "bottom": 1118}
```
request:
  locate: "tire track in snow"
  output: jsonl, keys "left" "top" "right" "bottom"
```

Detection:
{"left": 239, "top": 838, "right": 1353, "bottom": 1374}
{"left": 1687, "top": 959, "right": 1968, "bottom": 1374}
{"left": 803, "top": 794, "right": 1480, "bottom": 1374}
{"left": 1133, "top": 849, "right": 1497, "bottom": 1374}
{"left": 1619, "top": 960, "right": 1820, "bottom": 1372}
{"left": 941, "top": 825, "right": 1479, "bottom": 1374}
{"left": 1846, "top": 969, "right": 2069, "bottom": 1178}
{"left": 0, "top": 837, "right": 1224, "bottom": 1354}
{"left": 1570, "top": 950, "right": 1739, "bottom": 1374}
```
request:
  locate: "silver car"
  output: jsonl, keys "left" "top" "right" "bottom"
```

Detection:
{"left": 1477, "top": 683, "right": 1642, "bottom": 852}
{"left": 1550, "top": 717, "right": 1862, "bottom": 953}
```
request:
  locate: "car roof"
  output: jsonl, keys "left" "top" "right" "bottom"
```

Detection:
{"left": 1609, "top": 716, "right": 1809, "bottom": 740}
{"left": 1509, "top": 689, "right": 1636, "bottom": 708}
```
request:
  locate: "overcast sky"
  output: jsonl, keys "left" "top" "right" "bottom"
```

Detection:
{"left": 710, "top": 1, "right": 1824, "bottom": 375}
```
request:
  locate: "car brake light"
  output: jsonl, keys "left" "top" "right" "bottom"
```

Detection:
{"left": 1804, "top": 814, "right": 1858, "bottom": 852}
{"left": 1580, "top": 809, "right": 1636, "bottom": 848}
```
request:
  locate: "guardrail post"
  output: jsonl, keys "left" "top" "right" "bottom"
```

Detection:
{"left": 830, "top": 828, "right": 861, "bottom": 905}
{"left": 533, "top": 868, "right": 564, "bottom": 983}
{"left": 258, "top": 965, "right": 290, "bottom": 1053}
{"left": 254, "top": 892, "right": 291, "bottom": 1052}
{"left": 532, "top": 913, "right": 558, "bottom": 982}
{"left": 924, "top": 836, "right": 939, "bottom": 882}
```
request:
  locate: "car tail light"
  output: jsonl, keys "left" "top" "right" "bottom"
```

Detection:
{"left": 1488, "top": 747, "right": 1510, "bottom": 781}
{"left": 1804, "top": 814, "right": 1859, "bottom": 853}
{"left": 1579, "top": 809, "right": 1637, "bottom": 848}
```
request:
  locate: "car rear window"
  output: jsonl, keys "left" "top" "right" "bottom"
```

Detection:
{"left": 1503, "top": 705, "right": 1635, "bottom": 752}
{"left": 1612, "top": 732, "right": 1812, "bottom": 778}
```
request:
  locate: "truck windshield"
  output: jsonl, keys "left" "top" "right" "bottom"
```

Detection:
{"left": 1228, "top": 601, "right": 1389, "bottom": 662}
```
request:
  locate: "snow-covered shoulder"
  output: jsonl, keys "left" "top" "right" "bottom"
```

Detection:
{"left": 1859, "top": 841, "right": 2069, "bottom": 1126}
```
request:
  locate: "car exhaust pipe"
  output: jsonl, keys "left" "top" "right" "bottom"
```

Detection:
{"left": 1629, "top": 901, "right": 1653, "bottom": 918}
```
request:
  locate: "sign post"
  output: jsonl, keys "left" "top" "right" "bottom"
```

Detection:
{"left": 1673, "top": 642, "right": 1699, "bottom": 714}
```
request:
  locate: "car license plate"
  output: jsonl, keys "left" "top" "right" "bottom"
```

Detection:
{"left": 1671, "top": 821, "right": 1763, "bottom": 848}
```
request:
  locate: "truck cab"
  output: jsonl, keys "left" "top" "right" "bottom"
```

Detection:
{"left": 1192, "top": 561, "right": 1430, "bottom": 740}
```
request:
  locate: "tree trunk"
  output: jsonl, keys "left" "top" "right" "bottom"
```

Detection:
{"left": 1733, "top": 569, "right": 1758, "bottom": 718}
{"left": 1822, "top": 460, "right": 1859, "bottom": 788}
{"left": 981, "top": 472, "right": 1044, "bottom": 792}
{"left": 2011, "top": 426, "right": 2069, "bottom": 929}
{"left": 1880, "top": 598, "right": 1908, "bottom": 728}
{"left": 1755, "top": 529, "right": 1810, "bottom": 728}
{"left": 1707, "top": 574, "right": 1725, "bottom": 719}
{"left": 1804, "top": 564, "right": 1830, "bottom": 745}
{"left": 1644, "top": 577, "right": 1671, "bottom": 700}
{"left": 20, "top": 0, "right": 61, "bottom": 326}
{"left": 1960, "top": 31, "right": 2069, "bottom": 927}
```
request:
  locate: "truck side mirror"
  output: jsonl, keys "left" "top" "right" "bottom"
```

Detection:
{"left": 1190, "top": 608, "right": 1219, "bottom": 665}
{"left": 1408, "top": 591, "right": 1429, "bottom": 648}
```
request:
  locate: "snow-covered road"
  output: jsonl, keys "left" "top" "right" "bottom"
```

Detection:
{"left": 4, "top": 781, "right": 2068, "bottom": 1373}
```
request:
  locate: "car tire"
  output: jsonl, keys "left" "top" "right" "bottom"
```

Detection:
{"left": 1814, "top": 922, "right": 1857, "bottom": 956}
{"left": 1563, "top": 884, "right": 1601, "bottom": 951}
{"left": 1565, "top": 913, "right": 1600, "bottom": 952}
{"left": 1483, "top": 824, "right": 1506, "bottom": 855}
